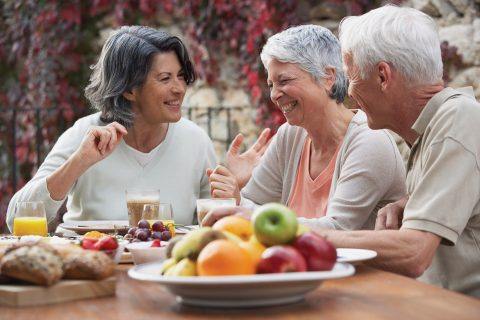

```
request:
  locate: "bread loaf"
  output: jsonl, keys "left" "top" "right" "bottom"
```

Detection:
{"left": 0, "top": 242, "right": 63, "bottom": 286}
{"left": 62, "top": 250, "right": 115, "bottom": 280}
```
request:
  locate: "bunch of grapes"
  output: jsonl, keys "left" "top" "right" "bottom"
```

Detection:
{"left": 124, "top": 220, "right": 172, "bottom": 242}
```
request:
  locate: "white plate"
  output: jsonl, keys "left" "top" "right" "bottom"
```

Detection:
{"left": 128, "top": 261, "right": 355, "bottom": 308}
{"left": 174, "top": 225, "right": 199, "bottom": 235}
{"left": 59, "top": 220, "right": 130, "bottom": 235}
{"left": 336, "top": 248, "right": 377, "bottom": 264}
{"left": 59, "top": 220, "right": 194, "bottom": 236}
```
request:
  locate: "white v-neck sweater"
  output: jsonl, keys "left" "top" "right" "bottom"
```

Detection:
{"left": 7, "top": 113, "right": 217, "bottom": 229}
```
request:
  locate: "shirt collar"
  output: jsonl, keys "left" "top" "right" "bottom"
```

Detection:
{"left": 411, "top": 87, "right": 475, "bottom": 135}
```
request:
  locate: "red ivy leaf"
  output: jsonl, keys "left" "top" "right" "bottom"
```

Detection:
{"left": 60, "top": 5, "right": 81, "bottom": 25}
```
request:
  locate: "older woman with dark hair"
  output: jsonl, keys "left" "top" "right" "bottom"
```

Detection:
{"left": 206, "top": 25, "right": 406, "bottom": 230}
{"left": 7, "top": 26, "right": 216, "bottom": 228}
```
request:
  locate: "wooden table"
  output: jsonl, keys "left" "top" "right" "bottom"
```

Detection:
{"left": 1, "top": 264, "right": 479, "bottom": 320}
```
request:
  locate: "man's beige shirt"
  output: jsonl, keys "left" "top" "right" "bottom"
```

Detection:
{"left": 401, "top": 87, "right": 480, "bottom": 297}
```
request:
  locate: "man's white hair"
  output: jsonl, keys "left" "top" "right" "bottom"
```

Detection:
{"left": 339, "top": 5, "right": 443, "bottom": 85}
{"left": 261, "top": 24, "right": 348, "bottom": 103}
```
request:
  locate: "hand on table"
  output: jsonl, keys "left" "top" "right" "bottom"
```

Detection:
{"left": 375, "top": 196, "right": 409, "bottom": 230}
{"left": 201, "top": 206, "right": 253, "bottom": 227}
{"left": 226, "top": 128, "right": 271, "bottom": 189}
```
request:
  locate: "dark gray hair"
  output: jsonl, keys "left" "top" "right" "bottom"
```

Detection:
{"left": 85, "top": 26, "right": 196, "bottom": 127}
{"left": 261, "top": 24, "right": 347, "bottom": 103}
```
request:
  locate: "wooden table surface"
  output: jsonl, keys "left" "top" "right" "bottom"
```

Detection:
{"left": 1, "top": 264, "right": 479, "bottom": 320}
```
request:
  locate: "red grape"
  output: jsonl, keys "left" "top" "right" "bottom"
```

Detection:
{"left": 151, "top": 221, "right": 165, "bottom": 232}
{"left": 161, "top": 231, "right": 171, "bottom": 241}
{"left": 152, "top": 231, "right": 163, "bottom": 240}
{"left": 138, "top": 219, "right": 150, "bottom": 229}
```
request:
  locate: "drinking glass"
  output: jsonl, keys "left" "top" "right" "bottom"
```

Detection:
{"left": 13, "top": 201, "right": 48, "bottom": 236}
{"left": 142, "top": 203, "right": 175, "bottom": 236}
{"left": 125, "top": 189, "right": 160, "bottom": 227}
{"left": 196, "top": 198, "right": 236, "bottom": 226}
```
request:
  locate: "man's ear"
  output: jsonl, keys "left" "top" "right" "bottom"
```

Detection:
{"left": 323, "top": 67, "right": 336, "bottom": 92}
{"left": 377, "top": 62, "right": 392, "bottom": 91}
{"left": 122, "top": 89, "right": 136, "bottom": 102}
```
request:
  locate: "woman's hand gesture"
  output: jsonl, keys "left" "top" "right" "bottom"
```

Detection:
{"left": 73, "top": 122, "right": 128, "bottom": 169}
{"left": 226, "top": 128, "right": 271, "bottom": 189}
{"left": 207, "top": 165, "right": 241, "bottom": 205}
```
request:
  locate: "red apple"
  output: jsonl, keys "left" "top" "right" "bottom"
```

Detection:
{"left": 256, "top": 245, "right": 307, "bottom": 273}
{"left": 293, "top": 232, "right": 337, "bottom": 271}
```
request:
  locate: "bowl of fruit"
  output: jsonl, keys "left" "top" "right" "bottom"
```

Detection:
{"left": 125, "top": 239, "right": 168, "bottom": 265}
{"left": 80, "top": 231, "right": 126, "bottom": 264}
{"left": 123, "top": 219, "right": 174, "bottom": 265}
{"left": 124, "top": 219, "right": 173, "bottom": 243}
{"left": 129, "top": 203, "right": 356, "bottom": 308}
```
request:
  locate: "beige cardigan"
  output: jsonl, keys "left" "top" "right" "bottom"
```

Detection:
{"left": 241, "top": 110, "right": 406, "bottom": 230}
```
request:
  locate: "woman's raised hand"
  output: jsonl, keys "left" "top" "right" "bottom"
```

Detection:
{"left": 74, "top": 122, "right": 128, "bottom": 168}
{"left": 207, "top": 165, "right": 241, "bottom": 205}
{"left": 225, "top": 128, "right": 271, "bottom": 189}
{"left": 46, "top": 122, "right": 128, "bottom": 201}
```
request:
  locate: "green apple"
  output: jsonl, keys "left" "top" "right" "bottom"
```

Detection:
{"left": 251, "top": 203, "right": 298, "bottom": 246}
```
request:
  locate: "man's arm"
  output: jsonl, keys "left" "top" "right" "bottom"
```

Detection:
{"left": 320, "top": 228, "right": 441, "bottom": 278}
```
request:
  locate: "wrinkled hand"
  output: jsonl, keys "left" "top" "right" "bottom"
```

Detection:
{"left": 226, "top": 128, "right": 271, "bottom": 189}
{"left": 73, "top": 122, "right": 127, "bottom": 169}
{"left": 207, "top": 165, "right": 241, "bottom": 205}
{"left": 375, "top": 196, "right": 409, "bottom": 230}
{"left": 201, "top": 206, "right": 253, "bottom": 227}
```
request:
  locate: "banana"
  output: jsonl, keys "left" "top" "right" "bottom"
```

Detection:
{"left": 165, "top": 258, "right": 197, "bottom": 276}
{"left": 159, "top": 258, "right": 177, "bottom": 275}
{"left": 296, "top": 224, "right": 311, "bottom": 236}
{"left": 165, "top": 235, "right": 184, "bottom": 259}
{"left": 172, "top": 227, "right": 212, "bottom": 261}
{"left": 222, "top": 230, "right": 243, "bottom": 244}
{"left": 198, "top": 230, "right": 226, "bottom": 252}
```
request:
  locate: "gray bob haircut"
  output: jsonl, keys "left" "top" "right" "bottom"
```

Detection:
{"left": 85, "top": 26, "right": 196, "bottom": 127}
{"left": 260, "top": 24, "right": 348, "bottom": 103}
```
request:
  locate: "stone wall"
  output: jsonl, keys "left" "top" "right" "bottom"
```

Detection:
{"left": 183, "top": 0, "right": 480, "bottom": 162}
{"left": 409, "top": 0, "right": 480, "bottom": 96}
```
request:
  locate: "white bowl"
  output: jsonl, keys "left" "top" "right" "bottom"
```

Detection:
{"left": 125, "top": 241, "right": 167, "bottom": 265}
{"left": 128, "top": 261, "right": 355, "bottom": 308}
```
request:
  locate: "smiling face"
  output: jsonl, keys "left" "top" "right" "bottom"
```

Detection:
{"left": 343, "top": 54, "right": 390, "bottom": 129}
{"left": 129, "top": 52, "right": 187, "bottom": 124}
{"left": 266, "top": 59, "right": 330, "bottom": 127}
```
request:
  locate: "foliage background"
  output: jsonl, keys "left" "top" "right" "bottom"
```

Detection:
{"left": 0, "top": 0, "right": 458, "bottom": 231}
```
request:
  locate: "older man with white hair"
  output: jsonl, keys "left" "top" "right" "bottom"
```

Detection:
{"left": 319, "top": 5, "right": 480, "bottom": 296}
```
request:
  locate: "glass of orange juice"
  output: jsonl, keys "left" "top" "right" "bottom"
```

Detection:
{"left": 13, "top": 201, "right": 48, "bottom": 236}
{"left": 142, "top": 203, "right": 175, "bottom": 236}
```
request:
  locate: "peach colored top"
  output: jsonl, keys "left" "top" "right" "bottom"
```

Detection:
{"left": 288, "top": 137, "right": 340, "bottom": 218}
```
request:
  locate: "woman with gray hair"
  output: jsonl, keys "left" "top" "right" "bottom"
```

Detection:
{"left": 205, "top": 24, "right": 406, "bottom": 230}
{"left": 7, "top": 26, "right": 216, "bottom": 229}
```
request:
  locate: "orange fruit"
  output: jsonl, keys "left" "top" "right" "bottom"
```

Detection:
{"left": 239, "top": 235, "right": 266, "bottom": 266}
{"left": 83, "top": 231, "right": 106, "bottom": 239}
{"left": 197, "top": 239, "right": 255, "bottom": 276}
{"left": 212, "top": 216, "right": 253, "bottom": 241}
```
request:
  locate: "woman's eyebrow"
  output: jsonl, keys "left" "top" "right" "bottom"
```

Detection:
{"left": 155, "top": 71, "right": 172, "bottom": 76}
